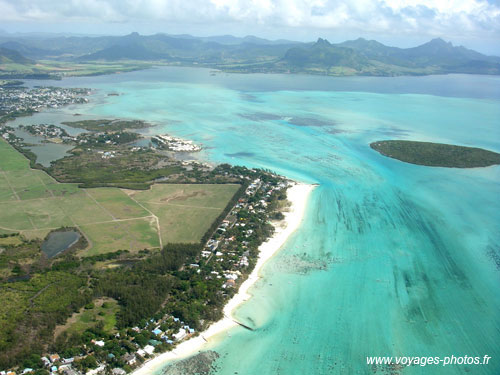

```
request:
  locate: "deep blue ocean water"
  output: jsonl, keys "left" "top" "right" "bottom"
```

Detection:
{"left": 20, "top": 68, "right": 500, "bottom": 374}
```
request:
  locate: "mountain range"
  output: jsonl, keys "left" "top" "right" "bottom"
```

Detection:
{"left": 1, "top": 32, "right": 499, "bottom": 76}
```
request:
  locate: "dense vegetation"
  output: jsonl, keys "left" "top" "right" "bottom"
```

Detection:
{"left": 0, "top": 263, "right": 90, "bottom": 367}
{"left": 45, "top": 148, "right": 252, "bottom": 189}
{"left": 370, "top": 140, "right": 500, "bottom": 168}
{"left": 47, "top": 148, "right": 182, "bottom": 189}
{"left": 75, "top": 131, "right": 140, "bottom": 145}
{"left": 93, "top": 243, "right": 225, "bottom": 330}
{"left": 61, "top": 119, "right": 151, "bottom": 132}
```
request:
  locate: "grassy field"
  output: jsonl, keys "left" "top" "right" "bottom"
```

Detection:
{"left": 0, "top": 236, "right": 23, "bottom": 246}
{"left": 54, "top": 298, "right": 119, "bottom": 339}
{"left": 125, "top": 184, "right": 240, "bottom": 244}
{"left": 80, "top": 218, "right": 160, "bottom": 256}
{"left": 0, "top": 139, "right": 239, "bottom": 255}
{"left": 39, "top": 60, "right": 155, "bottom": 77}
{"left": 85, "top": 188, "right": 150, "bottom": 219}
{"left": 0, "top": 60, "right": 154, "bottom": 77}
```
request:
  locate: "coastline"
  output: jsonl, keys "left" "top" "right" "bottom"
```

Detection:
{"left": 132, "top": 182, "right": 315, "bottom": 375}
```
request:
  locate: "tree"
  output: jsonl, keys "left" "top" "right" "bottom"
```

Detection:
{"left": 77, "top": 355, "right": 98, "bottom": 371}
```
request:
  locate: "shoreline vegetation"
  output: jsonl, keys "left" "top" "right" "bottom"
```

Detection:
{"left": 132, "top": 183, "right": 315, "bottom": 375}
{"left": 370, "top": 140, "right": 500, "bottom": 168}
{"left": 61, "top": 119, "right": 151, "bottom": 132}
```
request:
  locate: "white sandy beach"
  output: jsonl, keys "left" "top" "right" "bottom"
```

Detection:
{"left": 132, "top": 182, "right": 315, "bottom": 375}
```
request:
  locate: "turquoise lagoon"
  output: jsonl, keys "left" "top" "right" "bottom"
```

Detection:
{"left": 26, "top": 69, "right": 500, "bottom": 374}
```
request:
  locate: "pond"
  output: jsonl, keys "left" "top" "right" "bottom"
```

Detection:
{"left": 41, "top": 230, "right": 81, "bottom": 258}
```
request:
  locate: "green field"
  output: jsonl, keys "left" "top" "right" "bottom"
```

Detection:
{"left": 0, "top": 235, "right": 23, "bottom": 246}
{"left": 80, "top": 218, "right": 160, "bottom": 256}
{"left": 0, "top": 60, "right": 154, "bottom": 77}
{"left": 0, "top": 139, "right": 239, "bottom": 255}
{"left": 125, "top": 183, "right": 240, "bottom": 244}
{"left": 85, "top": 188, "right": 150, "bottom": 219}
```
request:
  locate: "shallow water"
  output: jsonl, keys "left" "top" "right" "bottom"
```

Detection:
{"left": 21, "top": 68, "right": 500, "bottom": 374}
{"left": 41, "top": 230, "right": 81, "bottom": 258}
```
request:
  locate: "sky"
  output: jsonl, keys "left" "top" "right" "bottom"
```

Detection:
{"left": 1, "top": 0, "right": 499, "bottom": 55}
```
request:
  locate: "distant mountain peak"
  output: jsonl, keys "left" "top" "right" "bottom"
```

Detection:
{"left": 316, "top": 38, "right": 331, "bottom": 46}
{"left": 346, "top": 37, "right": 383, "bottom": 46}
{"left": 428, "top": 37, "right": 451, "bottom": 46}
{"left": 414, "top": 38, "right": 459, "bottom": 54}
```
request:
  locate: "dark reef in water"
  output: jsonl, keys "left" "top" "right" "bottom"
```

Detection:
{"left": 238, "top": 112, "right": 282, "bottom": 121}
{"left": 225, "top": 152, "right": 255, "bottom": 158}
{"left": 370, "top": 140, "right": 500, "bottom": 168}
{"left": 162, "top": 351, "right": 220, "bottom": 375}
{"left": 287, "top": 116, "right": 337, "bottom": 127}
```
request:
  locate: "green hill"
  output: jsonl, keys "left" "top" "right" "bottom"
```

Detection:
{"left": 79, "top": 42, "right": 170, "bottom": 61}
{"left": 278, "top": 38, "right": 373, "bottom": 74}
{"left": 0, "top": 47, "right": 34, "bottom": 64}
{"left": 0, "top": 41, "right": 51, "bottom": 59}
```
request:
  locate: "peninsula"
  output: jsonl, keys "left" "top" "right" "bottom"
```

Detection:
{"left": 370, "top": 140, "right": 500, "bottom": 168}
{"left": 0, "top": 81, "right": 315, "bottom": 375}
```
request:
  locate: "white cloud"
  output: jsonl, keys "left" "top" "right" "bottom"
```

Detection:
{"left": 0, "top": 0, "right": 499, "bottom": 40}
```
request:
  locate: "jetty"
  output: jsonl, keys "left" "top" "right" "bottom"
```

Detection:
{"left": 231, "top": 319, "right": 254, "bottom": 331}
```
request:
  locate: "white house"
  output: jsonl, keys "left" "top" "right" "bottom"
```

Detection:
{"left": 143, "top": 345, "right": 155, "bottom": 355}
{"left": 173, "top": 328, "right": 187, "bottom": 341}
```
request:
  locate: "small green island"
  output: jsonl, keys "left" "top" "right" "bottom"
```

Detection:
{"left": 370, "top": 140, "right": 500, "bottom": 168}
